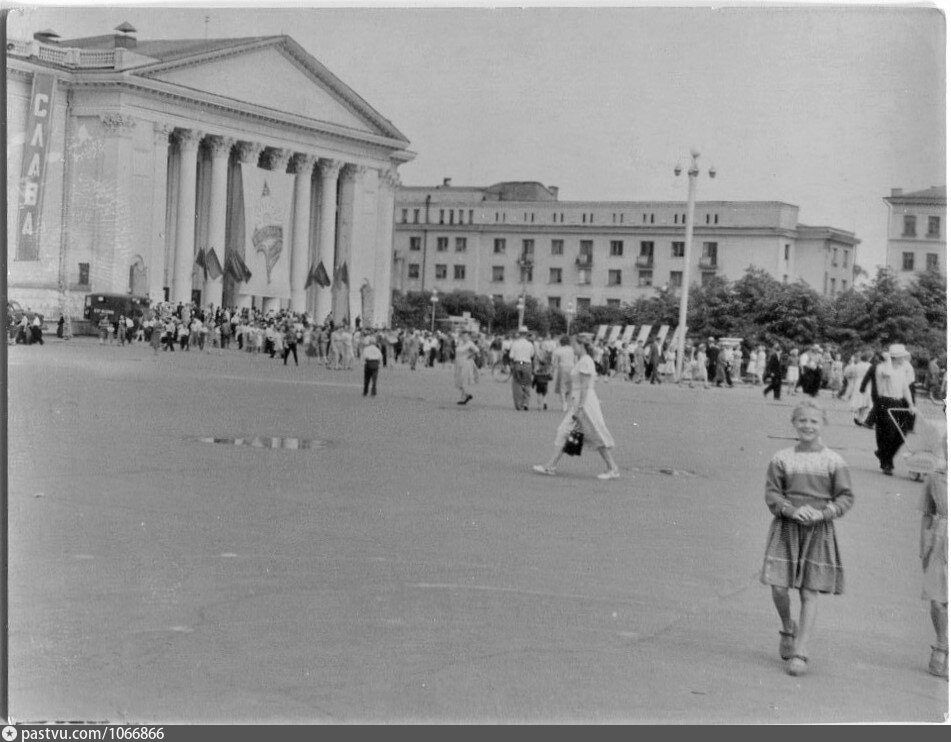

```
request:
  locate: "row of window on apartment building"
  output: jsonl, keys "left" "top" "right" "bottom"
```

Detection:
{"left": 902, "top": 215, "right": 942, "bottom": 237}
{"left": 407, "top": 236, "right": 720, "bottom": 262}
{"left": 404, "top": 263, "right": 700, "bottom": 288}
{"left": 399, "top": 208, "right": 722, "bottom": 227}
{"left": 901, "top": 252, "right": 942, "bottom": 272}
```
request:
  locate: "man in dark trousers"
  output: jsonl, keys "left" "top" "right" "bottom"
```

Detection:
{"left": 648, "top": 337, "right": 663, "bottom": 384}
{"left": 763, "top": 345, "right": 784, "bottom": 400}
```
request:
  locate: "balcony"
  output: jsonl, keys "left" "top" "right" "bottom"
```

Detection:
{"left": 517, "top": 256, "right": 534, "bottom": 269}
{"left": 699, "top": 256, "right": 718, "bottom": 269}
{"left": 635, "top": 255, "right": 654, "bottom": 267}
{"left": 575, "top": 254, "right": 593, "bottom": 268}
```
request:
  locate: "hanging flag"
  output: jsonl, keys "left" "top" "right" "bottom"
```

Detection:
{"left": 305, "top": 263, "right": 316, "bottom": 289}
{"left": 205, "top": 248, "right": 223, "bottom": 280}
{"left": 225, "top": 252, "right": 242, "bottom": 282}
{"left": 194, "top": 247, "right": 206, "bottom": 272}
{"left": 225, "top": 251, "right": 253, "bottom": 283}
{"left": 315, "top": 261, "right": 331, "bottom": 288}
{"left": 337, "top": 261, "right": 349, "bottom": 287}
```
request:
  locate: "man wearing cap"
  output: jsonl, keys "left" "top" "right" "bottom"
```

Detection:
{"left": 509, "top": 327, "right": 535, "bottom": 410}
{"left": 872, "top": 343, "right": 918, "bottom": 475}
{"left": 361, "top": 334, "right": 383, "bottom": 397}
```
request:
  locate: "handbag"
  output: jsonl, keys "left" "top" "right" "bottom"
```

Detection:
{"left": 562, "top": 419, "right": 585, "bottom": 456}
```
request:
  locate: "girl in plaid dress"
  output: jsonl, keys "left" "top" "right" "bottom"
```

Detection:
{"left": 760, "top": 399, "right": 855, "bottom": 676}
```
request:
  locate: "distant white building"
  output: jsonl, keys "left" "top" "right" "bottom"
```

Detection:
{"left": 392, "top": 180, "right": 860, "bottom": 311}
{"left": 882, "top": 186, "right": 946, "bottom": 285}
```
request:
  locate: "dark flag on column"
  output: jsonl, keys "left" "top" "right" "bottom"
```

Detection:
{"left": 314, "top": 261, "right": 331, "bottom": 288}
{"left": 225, "top": 251, "right": 253, "bottom": 283}
{"left": 205, "top": 248, "right": 224, "bottom": 280}
{"left": 335, "top": 261, "right": 349, "bottom": 288}
{"left": 194, "top": 247, "right": 207, "bottom": 273}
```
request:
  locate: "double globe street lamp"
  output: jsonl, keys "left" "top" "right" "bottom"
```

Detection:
{"left": 673, "top": 149, "right": 716, "bottom": 383}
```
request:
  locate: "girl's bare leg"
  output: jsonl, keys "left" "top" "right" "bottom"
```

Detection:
{"left": 771, "top": 586, "right": 795, "bottom": 633}
{"left": 794, "top": 588, "right": 820, "bottom": 658}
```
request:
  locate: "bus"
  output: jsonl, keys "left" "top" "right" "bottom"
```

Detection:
{"left": 83, "top": 293, "right": 151, "bottom": 324}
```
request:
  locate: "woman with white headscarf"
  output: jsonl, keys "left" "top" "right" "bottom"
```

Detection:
{"left": 873, "top": 343, "right": 918, "bottom": 475}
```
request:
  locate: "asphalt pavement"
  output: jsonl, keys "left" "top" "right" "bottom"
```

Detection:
{"left": 6, "top": 338, "right": 949, "bottom": 723}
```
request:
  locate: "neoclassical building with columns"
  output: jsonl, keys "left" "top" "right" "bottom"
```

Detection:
{"left": 7, "top": 25, "right": 412, "bottom": 326}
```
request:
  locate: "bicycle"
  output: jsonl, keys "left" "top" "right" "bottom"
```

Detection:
{"left": 491, "top": 357, "right": 513, "bottom": 382}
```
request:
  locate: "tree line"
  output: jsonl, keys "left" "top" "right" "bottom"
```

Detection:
{"left": 391, "top": 266, "right": 946, "bottom": 361}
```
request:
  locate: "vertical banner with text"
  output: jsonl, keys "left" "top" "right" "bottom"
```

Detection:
{"left": 17, "top": 73, "right": 56, "bottom": 261}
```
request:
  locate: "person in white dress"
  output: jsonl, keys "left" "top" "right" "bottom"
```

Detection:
{"left": 533, "top": 336, "right": 620, "bottom": 480}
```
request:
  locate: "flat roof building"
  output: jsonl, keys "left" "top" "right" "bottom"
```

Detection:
{"left": 393, "top": 181, "right": 859, "bottom": 311}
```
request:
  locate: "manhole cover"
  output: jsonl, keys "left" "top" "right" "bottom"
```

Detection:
{"left": 196, "top": 436, "right": 326, "bottom": 450}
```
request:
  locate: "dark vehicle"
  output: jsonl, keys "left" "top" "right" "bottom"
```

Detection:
{"left": 83, "top": 293, "right": 150, "bottom": 324}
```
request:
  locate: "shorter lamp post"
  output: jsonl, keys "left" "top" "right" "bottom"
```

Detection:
{"left": 516, "top": 294, "right": 526, "bottom": 330}
{"left": 565, "top": 301, "right": 575, "bottom": 336}
{"left": 429, "top": 289, "right": 438, "bottom": 333}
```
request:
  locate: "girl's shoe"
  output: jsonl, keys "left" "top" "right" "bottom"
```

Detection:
{"left": 786, "top": 655, "right": 808, "bottom": 677}
{"left": 596, "top": 469, "right": 620, "bottom": 480}
{"left": 779, "top": 622, "right": 798, "bottom": 660}
{"left": 532, "top": 465, "right": 556, "bottom": 476}
{"left": 929, "top": 646, "right": 949, "bottom": 678}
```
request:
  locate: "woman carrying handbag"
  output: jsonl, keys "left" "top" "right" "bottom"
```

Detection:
{"left": 533, "top": 335, "right": 620, "bottom": 480}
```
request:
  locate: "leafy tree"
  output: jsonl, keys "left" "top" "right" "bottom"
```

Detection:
{"left": 859, "top": 267, "right": 930, "bottom": 347}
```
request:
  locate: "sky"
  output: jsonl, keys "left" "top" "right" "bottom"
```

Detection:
{"left": 5, "top": 2, "right": 947, "bottom": 272}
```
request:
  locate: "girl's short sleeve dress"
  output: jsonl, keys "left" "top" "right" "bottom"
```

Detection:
{"left": 760, "top": 446, "right": 854, "bottom": 595}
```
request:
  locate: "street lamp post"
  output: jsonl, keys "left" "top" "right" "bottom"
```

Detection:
{"left": 673, "top": 149, "right": 716, "bottom": 383}
{"left": 430, "top": 289, "right": 438, "bottom": 333}
{"left": 565, "top": 301, "right": 574, "bottom": 336}
{"left": 516, "top": 293, "right": 526, "bottom": 330}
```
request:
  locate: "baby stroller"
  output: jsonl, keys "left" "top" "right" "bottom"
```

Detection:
{"left": 887, "top": 408, "right": 943, "bottom": 481}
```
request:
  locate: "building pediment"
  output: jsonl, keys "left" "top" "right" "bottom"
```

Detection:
{"left": 133, "top": 37, "right": 406, "bottom": 142}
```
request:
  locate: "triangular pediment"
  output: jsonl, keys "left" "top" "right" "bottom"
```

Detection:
{"left": 137, "top": 43, "right": 384, "bottom": 136}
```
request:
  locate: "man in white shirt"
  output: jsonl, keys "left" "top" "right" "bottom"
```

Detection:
{"left": 509, "top": 327, "right": 535, "bottom": 410}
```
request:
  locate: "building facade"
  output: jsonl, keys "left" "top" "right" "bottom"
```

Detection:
{"left": 7, "top": 25, "right": 412, "bottom": 327}
{"left": 392, "top": 181, "right": 859, "bottom": 311}
{"left": 882, "top": 186, "right": 946, "bottom": 286}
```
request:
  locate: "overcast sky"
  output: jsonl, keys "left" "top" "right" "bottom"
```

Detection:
{"left": 6, "top": 2, "right": 947, "bottom": 271}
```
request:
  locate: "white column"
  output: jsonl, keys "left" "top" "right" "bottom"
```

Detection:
{"left": 149, "top": 123, "right": 172, "bottom": 301}
{"left": 315, "top": 159, "right": 342, "bottom": 324}
{"left": 374, "top": 166, "right": 399, "bottom": 326}
{"left": 202, "top": 135, "right": 234, "bottom": 309}
{"left": 261, "top": 148, "right": 291, "bottom": 313}
{"left": 289, "top": 153, "right": 317, "bottom": 313}
{"left": 172, "top": 128, "right": 203, "bottom": 304}
{"left": 345, "top": 165, "right": 370, "bottom": 326}
{"left": 334, "top": 164, "right": 359, "bottom": 326}
{"left": 233, "top": 140, "right": 265, "bottom": 309}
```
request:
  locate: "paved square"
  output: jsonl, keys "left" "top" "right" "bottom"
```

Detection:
{"left": 7, "top": 339, "right": 949, "bottom": 722}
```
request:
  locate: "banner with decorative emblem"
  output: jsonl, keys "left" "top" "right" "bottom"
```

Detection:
{"left": 17, "top": 73, "right": 56, "bottom": 261}
{"left": 238, "top": 164, "right": 294, "bottom": 300}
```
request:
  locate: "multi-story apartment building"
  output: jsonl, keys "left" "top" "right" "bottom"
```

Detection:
{"left": 883, "top": 186, "right": 946, "bottom": 286}
{"left": 392, "top": 180, "right": 859, "bottom": 311}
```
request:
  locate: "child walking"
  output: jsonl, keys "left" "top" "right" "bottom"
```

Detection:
{"left": 919, "top": 434, "right": 948, "bottom": 679}
{"left": 760, "top": 399, "right": 855, "bottom": 676}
